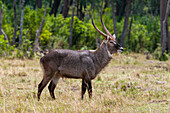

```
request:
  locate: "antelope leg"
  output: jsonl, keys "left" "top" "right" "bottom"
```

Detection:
{"left": 48, "top": 76, "right": 60, "bottom": 100}
{"left": 37, "top": 75, "right": 53, "bottom": 101}
{"left": 81, "top": 79, "right": 87, "bottom": 100}
{"left": 87, "top": 80, "right": 92, "bottom": 98}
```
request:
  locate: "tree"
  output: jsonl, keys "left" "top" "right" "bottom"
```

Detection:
{"left": 12, "top": 0, "right": 18, "bottom": 45}
{"left": 102, "top": 0, "right": 109, "bottom": 14}
{"left": 120, "top": 0, "right": 131, "bottom": 47}
{"left": 1, "top": 29, "right": 8, "bottom": 44}
{"left": 0, "top": 5, "right": 3, "bottom": 36}
{"left": 76, "top": 0, "right": 80, "bottom": 18}
{"left": 116, "top": 0, "right": 126, "bottom": 22}
{"left": 76, "top": 0, "right": 85, "bottom": 20}
{"left": 104, "top": 0, "right": 108, "bottom": 9}
{"left": 161, "top": 0, "right": 170, "bottom": 54}
{"left": 111, "top": 0, "right": 117, "bottom": 37}
{"left": 127, "top": 0, "right": 134, "bottom": 45}
{"left": 19, "top": 0, "right": 25, "bottom": 47}
{"left": 128, "top": 0, "right": 142, "bottom": 45}
{"left": 34, "top": 7, "right": 47, "bottom": 52}
{"left": 50, "top": 0, "right": 61, "bottom": 17}
{"left": 79, "top": 1, "right": 85, "bottom": 20}
{"left": 49, "top": 0, "right": 52, "bottom": 8}
{"left": 69, "top": 0, "right": 75, "bottom": 48}
{"left": 62, "top": 0, "right": 72, "bottom": 18}
{"left": 36, "top": 0, "right": 42, "bottom": 9}
{"left": 0, "top": 5, "right": 9, "bottom": 45}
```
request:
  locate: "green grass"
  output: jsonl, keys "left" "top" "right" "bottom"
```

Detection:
{"left": 0, "top": 53, "right": 169, "bottom": 112}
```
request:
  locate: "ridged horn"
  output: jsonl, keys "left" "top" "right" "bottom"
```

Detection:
{"left": 92, "top": 15, "right": 107, "bottom": 38}
{"left": 100, "top": 14, "right": 116, "bottom": 41}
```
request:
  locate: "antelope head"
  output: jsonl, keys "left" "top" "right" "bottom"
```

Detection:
{"left": 92, "top": 15, "right": 123, "bottom": 54}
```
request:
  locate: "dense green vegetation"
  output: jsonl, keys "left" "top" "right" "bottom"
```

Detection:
{"left": 0, "top": 0, "right": 169, "bottom": 60}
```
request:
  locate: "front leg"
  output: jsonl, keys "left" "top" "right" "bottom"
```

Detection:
{"left": 87, "top": 80, "right": 92, "bottom": 98}
{"left": 83, "top": 69, "right": 94, "bottom": 99}
{"left": 81, "top": 79, "right": 87, "bottom": 100}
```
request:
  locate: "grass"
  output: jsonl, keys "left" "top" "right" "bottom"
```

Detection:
{"left": 0, "top": 53, "right": 169, "bottom": 112}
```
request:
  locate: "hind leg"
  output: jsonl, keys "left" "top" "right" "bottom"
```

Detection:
{"left": 48, "top": 76, "right": 60, "bottom": 100}
{"left": 37, "top": 74, "right": 53, "bottom": 101}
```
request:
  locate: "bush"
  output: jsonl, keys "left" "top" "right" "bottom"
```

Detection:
{"left": 127, "top": 23, "right": 147, "bottom": 52}
{"left": 153, "top": 44, "right": 169, "bottom": 61}
{"left": 0, "top": 5, "right": 168, "bottom": 59}
{"left": 0, "top": 35, "right": 14, "bottom": 57}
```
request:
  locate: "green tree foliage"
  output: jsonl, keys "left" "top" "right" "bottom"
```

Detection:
{"left": 0, "top": 35, "right": 14, "bottom": 56}
{"left": 126, "top": 16, "right": 160, "bottom": 52}
{"left": 0, "top": 0, "right": 169, "bottom": 60}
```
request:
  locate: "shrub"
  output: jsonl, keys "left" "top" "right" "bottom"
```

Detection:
{"left": 153, "top": 44, "right": 169, "bottom": 61}
{"left": 0, "top": 35, "right": 14, "bottom": 57}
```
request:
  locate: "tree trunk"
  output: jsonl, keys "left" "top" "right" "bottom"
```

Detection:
{"left": 128, "top": 0, "right": 141, "bottom": 44}
{"left": 84, "top": 0, "right": 89, "bottom": 20}
{"left": 76, "top": 0, "right": 79, "bottom": 17}
{"left": 160, "top": 0, "right": 167, "bottom": 45}
{"left": 116, "top": 0, "right": 126, "bottom": 21}
{"left": 128, "top": 0, "right": 135, "bottom": 44}
{"left": 166, "top": 17, "right": 169, "bottom": 52}
{"left": 111, "top": 0, "right": 117, "bottom": 38}
{"left": 34, "top": 8, "right": 47, "bottom": 52}
{"left": 161, "top": 0, "right": 170, "bottom": 54}
{"left": 50, "top": 0, "right": 61, "bottom": 17}
{"left": 128, "top": 13, "right": 133, "bottom": 45}
{"left": 19, "top": 0, "right": 25, "bottom": 47}
{"left": 1, "top": 29, "right": 9, "bottom": 45}
{"left": 168, "top": 31, "right": 170, "bottom": 52}
{"left": 49, "top": 0, "right": 52, "bottom": 8}
{"left": 12, "top": 0, "right": 18, "bottom": 45}
{"left": 104, "top": 0, "right": 108, "bottom": 9}
{"left": 120, "top": 0, "right": 131, "bottom": 47}
{"left": 0, "top": 6, "right": 9, "bottom": 45}
{"left": 79, "top": 1, "right": 84, "bottom": 20}
{"left": 69, "top": 0, "right": 75, "bottom": 49}
{"left": 62, "top": 0, "right": 71, "bottom": 18}
{"left": 102, "top": 0, "right": 108, "bottom": 14}
{"left": 19, "top": 0, "right": 22, "bottom": 14}
{"left": 0, "top": 5, "right": 3, "bottom": 35}
{"left": 36, "top": 0, "right": 42, "bottom": 9}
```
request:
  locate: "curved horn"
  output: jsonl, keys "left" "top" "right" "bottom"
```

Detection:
{"left": 100, "top": 14, "right": 116, "bottom": 41}
{"left": 92, "top": 15, "right": 107, "bottom": 37}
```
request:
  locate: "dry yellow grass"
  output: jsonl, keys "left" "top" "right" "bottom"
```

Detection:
{"left": 0, "top": 53, "right": 169, "bottom": 113}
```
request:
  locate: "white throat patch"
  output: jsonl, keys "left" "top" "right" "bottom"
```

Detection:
{"left": 106, "top": 43, "right": 112, "bottom": 58}
{"left": 106, "top": 48, "right": 112, "bottom": 58}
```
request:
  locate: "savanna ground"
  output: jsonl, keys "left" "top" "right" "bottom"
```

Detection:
{"left": 0, "top": 53, "right": 169, "bottom": 113}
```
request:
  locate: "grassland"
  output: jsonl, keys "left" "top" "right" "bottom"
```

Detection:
{"left": 0, "top": 53, "right": 169, "bottom": 113}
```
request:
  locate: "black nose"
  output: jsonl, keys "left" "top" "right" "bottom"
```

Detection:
{"left": 119, "top": 47, "right": 123, "bottom": 52}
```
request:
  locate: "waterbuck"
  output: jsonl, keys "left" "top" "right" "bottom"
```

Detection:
{"left": 37, "top": 16, "right": 123, "bottom": 101}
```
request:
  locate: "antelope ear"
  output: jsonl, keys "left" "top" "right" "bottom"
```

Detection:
{"left": 113, "top": 34, "right": 116, "bottom": 40}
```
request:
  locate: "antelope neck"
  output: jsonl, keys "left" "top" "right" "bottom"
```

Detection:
{"left": 95, "top": 42, "right": 112, "bottom": 65}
